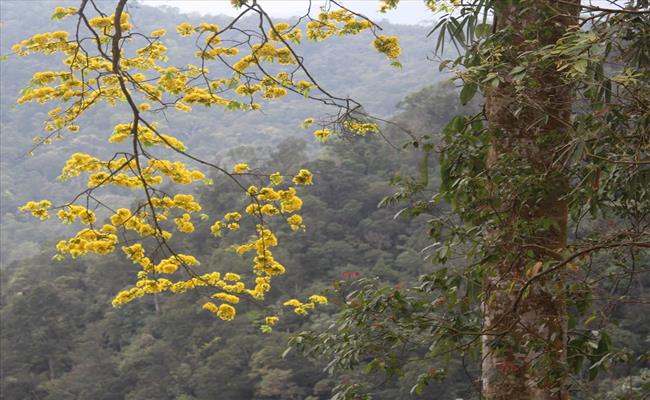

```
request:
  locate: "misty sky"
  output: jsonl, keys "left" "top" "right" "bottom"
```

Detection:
{"left": 139, "top": 1, "right": 436, "bottom": 25}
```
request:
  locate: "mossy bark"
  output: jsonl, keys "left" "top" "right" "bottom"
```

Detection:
{"left": 481, "top": 1, "right": 580, "bottom": 399}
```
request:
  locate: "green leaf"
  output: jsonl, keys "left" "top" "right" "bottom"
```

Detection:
{"left": 459, "top": 82, "right": 477, "bottom": 105}
{"left": 476, "top": 23, "right": 492, "bottom": 37}
{"left": 574, "top": 59, "right": 588, "bottom": 74}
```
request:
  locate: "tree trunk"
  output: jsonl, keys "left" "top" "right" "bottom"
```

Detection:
{"left": 48, "top": 355, "right": 55, "bottom": 381}
{"left": 153, "top": 291, "right": 161, "bottom": 313}
{"left": 481, "top": 1, "right": 580, "bottom": 399}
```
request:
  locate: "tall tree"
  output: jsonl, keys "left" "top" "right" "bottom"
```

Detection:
{"left": 480, "top": 2, "right": 579, "bottom": 398}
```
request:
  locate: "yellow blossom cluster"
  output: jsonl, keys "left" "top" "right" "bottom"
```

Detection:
{"left": 151, "top": 194, "right": 202, "bottom": 212}
{"left": 148, "top": 159, "right": 205, "bottom": 185}
{"left": 198, "top": 46, "right": 239, "bottom": 60}
{"left": 110, "top": 208, "right": 159, "bottom": 237}
{"left": 122, "top": 243, "right": 152, "bottom": 270}
{"left": 18, "top": 200, "right": 52, "bottom": 220}
{"left": 230, "top": 0, "right": 248, "bottom": 8}
{"left": 379, "top": 0, "right": 460, "bottom": 14}
{"left": 151, "top": 28, "right": 166, "bottom": 37}
{"left": 292, "top": 169, "right": 314, "bottom": 185}
{"left": 56, "top": 226, "right": 118, "bottom": 257}
{"left": 204, "top": 169, "right": 313, "bottom": 307}
{"left": 182, "top": 87, "right": 232, "bottom": 108}
{"left": 56, "top": 205, "right": 96, "bottom": 225}
{"left": 303, "top": 10, "right": 404, "bottom": 61}
{"left": 154, "top": 254, "right": 199, "bottom": 274}
{"left": 51, "top": 6, "right": 78, "bottom": 20}
{"left": 231, "top": 42, "right": 296, "bottom": 72}
{"left": 202, "top": 302, "right": 236, "bottom": 320}
{"left": 88, "top": 12, "right": 132, "bottom": 32}
{"left": 259, "top": 314, "right": 280, "bottom": 332}
{"left": 283, "top": 295, "right": 328, "bottom": 315}
{"left": 176, "top": 22, "right": 194, "bottom": 36}
{"left": 111, "top": 278, "right": 172, "bottom": 307}
{"left": 61, "top": 153, "right": 102, "bottom": 178}
{"left": 232, "top": 72, "right": 308, "bottom": 101}
{"left": 344, "top": 120, "right": 380, "bottom": 135}
{"left": 12, "top": 30, "right": 78, "bottom": 57}
{"left": 17, "top": 5, "right": 329, "bottom": 326}
{"left": 269, "top": 22, "right": 303, "bottom": 43}
{"left": 233, "top": 163, "right": 250, "bottom": 173}
{"left": 60, "top": 155, "right": 166, "bottom": 189}
{"left": 113, "top": 268, "right": 252, "bottom": 321}
{"left": 108, "top": 123, "right": 187, "bottom": 151}
{"left": 174, "top": 213, "right": 195, "bottom": 233}
{"left": 313, "top": 128, "right": 331, "bottom": 141}
{"left": 373, "top": 35, "right": 401, "bottom": 60}
{"left": 212, "top": 292, "right": 240, "bottom": 304}
{"left": 306, "top": 10, "right": 374, "bottom": 41}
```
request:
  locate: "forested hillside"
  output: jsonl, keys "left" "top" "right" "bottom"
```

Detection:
{"left": 1, "top": 2, "right": 648, "bottom": 400}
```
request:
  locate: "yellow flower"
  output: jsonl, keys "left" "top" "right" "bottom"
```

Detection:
{"left": 292, "top": 169, "right": 313, "bottom": 185}
{"left": 260, "top": 204, "right": 279, "bottom": 216}
{"left": 202, "top": 302, "right": 219, "bottom": 313}
{"left": 233, "top": 163, "right": 250, "bottom": 173}
{"left": 373, "top": 35, "right": 401, "bottom": 59}
{"left": 176, "top": 22, "right": 195, "bottom": 37}
{"left": 175, "top": 102, "right": 192, "bottom": 112}
{"left": 283, "top": 299, "right": 302, "bottom": 307}
{"left": 269, "top": 172, "right": 283, "bottom": 186}
{"left": 212, "top": 292, "right": 240, "bottom": 304}
{"left": 210, "top": 220, "right": 223, "bottom": 237}
{"left": 224, "top": 272, "right": 241, "bottom": 281}
{"left": 151, "top": 28, "right": 166, "bottom": 37}
{"left": 19, "top": 200, "right": 52, "bottom": 220}
{"left": 313, "top": 128, "right": 331, "bottom": 141}
{"left": 287, "top": 214, "right": 303, "bottom": 231}
{"left": 245, "top": 203, "right": 260, "bottom": 214}
{"left": 309, "top": 295, "right": 328, "bottom": 304}
{"left": 302, "top": 118, "right": 315, "bottom": 129}
{"left": 224, "top": 212, "right": 241, "bottom": 222}
{"left": 258, "top": 187, "right": 280, "bottom": 201}
{"left": 281, "top": 196, "right": 303, "bottom": 213}
{"left": 217, "top": 303, "right": 236, "bottom": 320}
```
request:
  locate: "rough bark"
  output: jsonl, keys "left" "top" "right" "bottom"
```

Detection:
{"left": 481, "top": 1, "right": 580, "bottom": 399}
